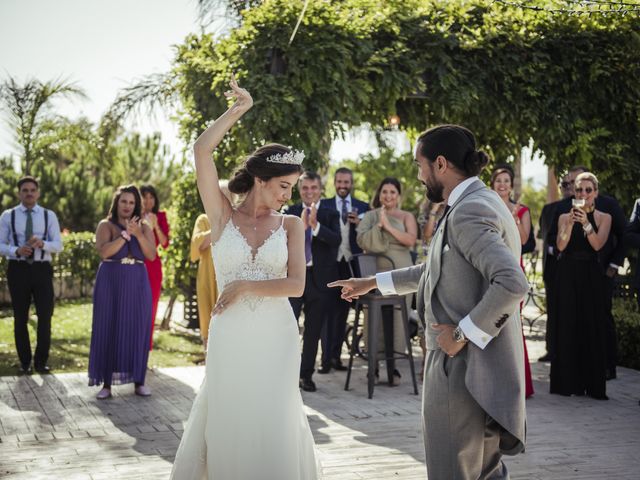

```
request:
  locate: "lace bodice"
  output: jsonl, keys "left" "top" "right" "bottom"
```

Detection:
{"left": 211, "top": 216, "right": 289, "bottom": 310}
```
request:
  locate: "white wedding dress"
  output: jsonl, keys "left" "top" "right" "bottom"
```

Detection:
{"left": 170, "top": 214, "right": 320, "bottom": 480}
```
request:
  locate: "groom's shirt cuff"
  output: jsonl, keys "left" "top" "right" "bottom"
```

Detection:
{"left": 375, "top": 272, "right": 397, "bottom": 295}
{"left": 459, "top": 316, "right": 493, "bottom": 349}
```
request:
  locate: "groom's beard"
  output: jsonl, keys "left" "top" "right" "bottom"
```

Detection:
{"left": 424, "top": 178, "right": 444, "bottom": 203}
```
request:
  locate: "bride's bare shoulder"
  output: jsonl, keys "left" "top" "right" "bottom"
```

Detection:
{"left": 281, "top": 214, "right": 302, "bottom": 232}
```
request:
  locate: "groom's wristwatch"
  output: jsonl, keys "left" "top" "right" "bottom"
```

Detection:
{"left": 453, "top": 326, "right": 469, "bottom": 344}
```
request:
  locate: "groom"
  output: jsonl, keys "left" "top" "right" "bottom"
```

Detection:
{"left": 329, "top": 125, "right": 528, "bottom": 479}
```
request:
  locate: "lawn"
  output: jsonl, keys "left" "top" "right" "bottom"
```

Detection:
{"left": 0, "top": 298, "right": 204, "bottom": 376}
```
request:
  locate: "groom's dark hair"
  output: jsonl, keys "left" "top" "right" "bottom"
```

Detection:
{"left": 416, "top": 125, "right": 489, "bottom": 177}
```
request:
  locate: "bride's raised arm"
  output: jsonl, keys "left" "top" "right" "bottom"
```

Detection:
{"left": 193, "top": 74, "right": 253, "bottom": 235}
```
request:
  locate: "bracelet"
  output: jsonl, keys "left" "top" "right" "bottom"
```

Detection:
{"left": 121, "top": 230, "right": 131, "bottom": 242}
{"left": 583, "top": 223, "right": 594, "bottom": 235}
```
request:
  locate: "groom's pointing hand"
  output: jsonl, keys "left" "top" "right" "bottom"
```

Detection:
{"left": 327, "top": 277, "right": 377, "bottom": 302}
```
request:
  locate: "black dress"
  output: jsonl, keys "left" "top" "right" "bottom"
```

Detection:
{"left": 550, "top": 212, "right": 607, "bottom": 399}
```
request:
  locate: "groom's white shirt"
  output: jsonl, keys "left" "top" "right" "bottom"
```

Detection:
{"left": 375, "top": 176, "right": 493, "bottom": 349}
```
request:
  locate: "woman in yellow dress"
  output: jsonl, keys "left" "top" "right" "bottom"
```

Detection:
{"left": 190, "top": 213, "right": 217, "bottom": 351}
{"left": 190, "top": 181, "right": 236, "bottom": 351}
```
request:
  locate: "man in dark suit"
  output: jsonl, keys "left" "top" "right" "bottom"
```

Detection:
{"left": 624, "top": 198, "right": 640, "bottom": 309}
{"left": 287, "top": 171, "right": 341, "bottom": 392}
{"left": 548, "top": 166, "right": 627, "bottom": 379}
{"left": 319, "top": 167, "right": 370, "bottom": 371}
{"left": 537, "top": 172, "right": 575, "bottom": 361}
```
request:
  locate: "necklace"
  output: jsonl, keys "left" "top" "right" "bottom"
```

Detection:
{"left": 583, "top": 204, "right": 595, "bottom": 213}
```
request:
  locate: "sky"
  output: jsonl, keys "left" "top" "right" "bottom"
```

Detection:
{"left": 0, "top": 0, "right": 547, "bottom": 186}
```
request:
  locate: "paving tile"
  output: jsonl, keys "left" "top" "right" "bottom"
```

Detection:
{"left": 0, "top": 306, "right": 638, "bottom": 479}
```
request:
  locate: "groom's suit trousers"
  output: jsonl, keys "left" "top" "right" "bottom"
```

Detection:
{"left": 423, "top": 348, "right": 509, "bottom": 480}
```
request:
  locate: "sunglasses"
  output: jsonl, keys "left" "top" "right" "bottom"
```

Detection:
{"left": 575, "top": 187, "right": 594, "bottom": 194}
{"left": 560, "top": 181, "right": 573, "bottom": 188}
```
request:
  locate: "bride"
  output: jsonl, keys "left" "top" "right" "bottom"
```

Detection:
{"left": 170, "top": 75, "right": 320, "bottom": 479}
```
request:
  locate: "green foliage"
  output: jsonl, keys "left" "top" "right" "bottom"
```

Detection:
{"left": 163, "top": 171, "right": 203, "bottom": 295}
{"left": 171, "top": 0, "right": 640, "bottom": 212}
{"left": 2, "top": 77, "right": 184, "bottom": 231}
{"left": 6, "top": 114, "right": 183, "bottom": 231}
{"left": 612, "top": 298, "right": 640, "bottom": 371}
{"left": 55, "top": 232, "right": 101, "bottom": 297}
{"left": 328, "top": 146, "right": 424, "bottom": 217}
{"left": 103, "top": 132, "right": 185, "bottom": 210}
{"left": 0, "top": 231, "right": 99, "bottom": 304}
{"left": 519, "top": 178, "right": 547, "bottom": 229}
{"left": 0, "top": 76, "right": 87, "bottom": 175}
{"left": 0, "top": 156, "right": 20, "bottom": 212}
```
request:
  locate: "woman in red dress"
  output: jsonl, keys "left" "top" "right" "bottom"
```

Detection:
{"left": 141, "top": 185, "right": 170, "bottom": 350}
{"left": 491, "top": 165, "right": 534, "bottom": 398}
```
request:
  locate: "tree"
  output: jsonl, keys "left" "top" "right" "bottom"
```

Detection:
{"left": 0, "top": 76, "right": 86, "bottom": 175}
{"left": 0, "top": 155, "right": 20, "bottom": 211}
{"left": 166, "top": 0, "right": 639, "bottom": 212}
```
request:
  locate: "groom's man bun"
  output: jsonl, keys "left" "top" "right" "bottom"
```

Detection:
{"left": 228, "top": 143, "right": 303, "bottom": 194}
{"left": 416, "top": 124, "right": 489, "bottom": 177}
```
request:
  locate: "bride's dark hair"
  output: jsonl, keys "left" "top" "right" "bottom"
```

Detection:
{"left": 228, "top": 143, "right": 303, "bottom": 194}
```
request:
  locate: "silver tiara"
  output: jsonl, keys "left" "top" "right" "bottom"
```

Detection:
{"left": 265, "top": 149, "right": 305, "bottom": 165}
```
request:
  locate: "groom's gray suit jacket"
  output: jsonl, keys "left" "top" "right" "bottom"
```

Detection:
{"left": 391, "top": 179, "right": 528, "bottom": 453}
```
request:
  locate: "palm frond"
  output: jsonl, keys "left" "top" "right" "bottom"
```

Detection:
{"left": 99, "top": 72, "right": 179, "bottom": 143}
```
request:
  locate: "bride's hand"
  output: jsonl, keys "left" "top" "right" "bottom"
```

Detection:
{"left": 224, "top": 74, "right": 253, "bottom": 115}
{"left": 213, "top": 280, "right": 248, "bottom": 315}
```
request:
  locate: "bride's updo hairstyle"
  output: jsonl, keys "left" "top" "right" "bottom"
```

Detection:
{"left": 228, "top": 143, "right": 304, "bottom": 195}
{"left": 416, "top": 124, "right": 489, "bottom": 177}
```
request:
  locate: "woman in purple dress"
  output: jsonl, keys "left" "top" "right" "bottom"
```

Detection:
{"left": 89, "top": 185, "right": 157, "bottom": 399}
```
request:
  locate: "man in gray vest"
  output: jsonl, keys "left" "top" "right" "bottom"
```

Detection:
{"left": 330, "top": 125, "right": 528, "bottom": 479}
{"left": 0, "top": 176, "right": 63, "bottom": 374}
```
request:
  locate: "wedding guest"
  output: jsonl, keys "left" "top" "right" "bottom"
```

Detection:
{"left": 419, "top": 199, "right": 446, "bottom": 247}
{"left": 551, "top": 172, "right": 610, "bottom": 399}
{"left": 191, "top": 213, "right": 217, "bottom": 351}
{"left": 286, "top": 171, "right": 341, "bottom": 391}
{"left": 624, "top": 197, "right": 640, "bottom": 309}
{"left": 490, "top": 164, "right": 534, "bottom": 398}
{"left": 538, "top": 171, "right": 575, "bottom": 361}
{"left": 88, "top": 185, "right": 156, "bottom": 399}
{"left": 357, "top": 177, "right": 417, "bottom": 384}
{"left": 319, "top": 167, "right": 370, "bottom": 371}
{"left": 140, "top": 185, "right": 170, "bottom": 349}
{"left": 0, "top": 176, "right": 63, "bottom": 374}
{"left": 549, "top": 165, "right": 627, "bottom": 380}
{"left": 189, "top": 181, "right": 236, "bottom": 351}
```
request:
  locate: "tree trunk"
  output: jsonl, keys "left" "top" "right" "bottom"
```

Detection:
{"left": 547, "top": 166, "right": 559, "bottom": 203}
{"left": 160, "top": 293, "right": 177, "bottom": 330}
{"left": 513, "top": 148, "right": 522, "bottom": 201}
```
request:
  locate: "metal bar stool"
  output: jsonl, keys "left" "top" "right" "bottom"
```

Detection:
{"left": 344, "top": 253, "right": 419, "bottom": 398}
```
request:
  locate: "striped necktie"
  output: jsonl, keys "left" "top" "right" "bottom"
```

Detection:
{"left": 25, "top": 208, "right": 34, "bottom": 262}
{"left": 341, "top": 198, "right": 349, "bottom": 224}
{"left": 304, "top": 208, "right": 312, "bottom": 263}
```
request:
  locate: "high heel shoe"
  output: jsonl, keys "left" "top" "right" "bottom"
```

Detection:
{"left": 96, "top": 388, "right": 112, "bottom": 400}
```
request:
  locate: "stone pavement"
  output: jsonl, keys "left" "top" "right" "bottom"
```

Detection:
{"left": 1, "top": 309, "right": 639, "bottom": 479}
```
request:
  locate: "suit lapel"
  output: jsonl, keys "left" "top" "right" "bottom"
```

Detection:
{"left": 424, "top": 179, "right": 486, "bottom": 300}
